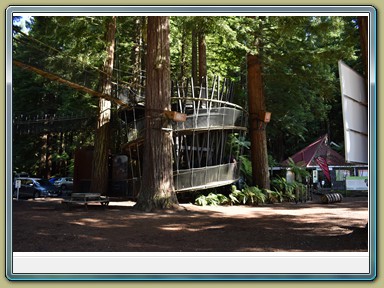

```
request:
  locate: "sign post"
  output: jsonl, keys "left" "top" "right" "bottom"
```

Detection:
{"left": 15, "top": 180, "right": 21, "bottom": 200}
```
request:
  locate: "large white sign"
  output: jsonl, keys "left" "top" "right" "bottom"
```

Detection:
{"left": 338, "top": 61, "right": 368, "bottom": 164}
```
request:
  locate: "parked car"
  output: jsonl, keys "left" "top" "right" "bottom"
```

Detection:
{"left": 13, "top": 177, "right": 59, "bottom": 199}
{"left": 14, "top": 172, "right": 29, "bottom": 178}
{"left": 54, "top": 177, "right": 73, "bottom": 190}
{"left": 48, "top": 176, "right": 59, "bottom": 184}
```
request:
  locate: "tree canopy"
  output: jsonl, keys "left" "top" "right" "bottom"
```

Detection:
{"left": 12, "top": 15, "right": 362, "bottom": 178}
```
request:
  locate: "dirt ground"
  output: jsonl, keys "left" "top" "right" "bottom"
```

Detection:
{"left": 12, "top": 194, "right": 369, "bottom": 252}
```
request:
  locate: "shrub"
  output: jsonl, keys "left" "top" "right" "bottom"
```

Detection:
{"left": 263, "top": 189, "right": 283, "bottom": 204}
{"left": 293, "top": 182, "right": 308, "bottom": 202}
{"left": 194, "top": 194, "right": 208, "bottom": 206}
{"left": 271, "top": 175, "right": 289, "bottom": 193}
{"left": 283, "top": 190, "right": 296, "bottom": 202}
{"left": 194, "top": 193, "right": 229, "bottom": 206}
{"left": 228, "top": 185, "right": 241, "bottom": 205}
{"left": 241, "top": 186, "right": 266, "bottom": 205}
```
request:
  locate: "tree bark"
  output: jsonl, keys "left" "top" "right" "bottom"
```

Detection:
{"left": 247, "top": 54, "right": 270, "bottom": 189}
{"left": 198, "top": 32, "right": 207, "bottom": 85}
{"left": 192, "top": 30, "right": 198, "bottom": 85}
{"left": 134, "top": 16, "right": 179, "bottom": 211}
{"left": 358, "top": 16, "right": 368, "bottom": 79}
{"left": 180, "top": 26, "right": 187, "bottom": 82}
{"left": 90, "top": 16, "right": 116, "bottom": 195}
{"left": 133, "top": 16, "right": 143, "bottom": 98}
{"left": 358, "top": 16, "right": 368, "bottom": 91}
{"left": 39, "top": 133, "right": 48, "bottom": 177}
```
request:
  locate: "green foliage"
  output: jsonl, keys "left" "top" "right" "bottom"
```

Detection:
{"left": 225, "top": 133, "right": 253, "bottom": 184}
{"left": 239, "top": 155, "right": 252, "bottom": 184}
{"left": 228, "top": 185, "right": 266, "bottom": 206}
{"left": 12, "top": 15, "right": 363, "bottom": 179}
{"left": 268, "top": 154, "right": 278, "bottom": 169}
{"left": 270, "top": 175, "right": 297, "bottom": 202}
{"left": 192, "top": 170, "right": 306, "bottom": 206}
{"left": 271, "top": 175, "right": 288, "bottom": 191}
{"left": 228, "top": 185, "right": 242, "bottom": 205}
{"left": 195, "top": 185, "right": 270, "bottom": 207}
{"left": 194, "top": 195, "right": 208, "bottom": 206}
{"left": 286, "top": 157, "right": 310, "bottom": 181}
{"left": 242, "top": 186, "right": 267, "bottom": 205}
{"left": 194, "top": 193, "right": 229, "bottom": 206}
{"left": 262, "top": 16, "right": 362, "bottom": 160}
{"left": 227, "top": 133, "right": 250, "bottom": 157}
{"left": 293, "top": 182, "right": 308, "bottom": 202}
{"left": 282, "top": 190, "right": 296, "bottom": 202}
{"left": 228, "top": 193, "right": 240, "bottom": 205}
{"left": 263, "top": 189, "right": 283, "bottom": 204}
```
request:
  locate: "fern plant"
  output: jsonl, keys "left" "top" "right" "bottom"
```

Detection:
{"left": 271, "top": 175, "right": 297, "bottom": 202}
{"left": 194, "top": 193, "right": 229, "bottom": 206}
{"left": 228, "top": 185, "right": 241, "bottom": 205}
{"left": 263, "top": 189, "right": 283, "bottom": 204}
{"left": 271, "top": 175, "right": 289, "bottom": 192}
{"left": 283, "top": 190, "right": 296, "bottom": 202}
{"left": 242, "top": 186, "right": 266, "bottom": 205}
{"left": 239, "top": 155, "right": 252, "bottom": 184}
{"left": 194, "top": 194, "right": 208, "bottom": 206}
{"left": 215, "top": 193, "right": 230, "bottom": 205}
{"left": 286, "top": 157, "right": 310, "bottom": 181}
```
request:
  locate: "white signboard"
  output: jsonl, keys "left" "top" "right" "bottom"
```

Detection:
{"left": 338, "top": 61, "right": 368, "bottom": 164}
{"left": 312, "top": 170, "right": 318, "bottom": 183}
{"left": 346, "top": 176, "right": 368, "bottom": 191}
{"left": 15, "top": 180, "right": 21, "bottom": 188}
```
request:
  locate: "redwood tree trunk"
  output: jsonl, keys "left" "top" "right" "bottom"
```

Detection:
{"left": 134, "top": 16, "right": 179, "bottom": 211}
{"left": 39, "top": 133, "right": 48, "bottom": 177}
{"left": 133, "top": 16, "right": 143, "bottom": 98}
{"left": 247, "top": 53, "right": 270, "bottom": 189}
{"left": 180, "top": 26, "right": 187, "bottom": 82}
{"left": 192, "top": 30, "right": 198, "bottom": 85}
{"left": 358, "top": 16, "right": 368, "bottom": 80}
{"left": 90, "top": 16, "right": 116, "bottom": 195}
{"left": 198, "top": 32, "right": 207, "bottom": 85}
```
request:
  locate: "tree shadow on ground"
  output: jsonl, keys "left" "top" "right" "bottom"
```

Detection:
{"left": 12, "top": 198, "right": 368, "bottom": 252}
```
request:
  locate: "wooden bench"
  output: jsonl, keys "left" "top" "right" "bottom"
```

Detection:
{"left": 62, "top": 193, "right": 109, "bottom": 209}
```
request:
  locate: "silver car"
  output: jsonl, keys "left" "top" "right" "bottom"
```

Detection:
{"left": 54, "top": 177, "right": 73, "bottom": 190}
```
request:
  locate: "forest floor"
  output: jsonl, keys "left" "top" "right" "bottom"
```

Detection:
{"left": 12, "top": 194, "right": 369, "bottom": 252}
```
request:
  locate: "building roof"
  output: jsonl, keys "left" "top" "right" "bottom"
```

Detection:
{"left": 281, "top": 134, "right": 349, "bottom": 167}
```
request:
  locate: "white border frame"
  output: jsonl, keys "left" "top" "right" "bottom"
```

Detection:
{"left": 6, "top": 5, "right": 377, "bottom": 281}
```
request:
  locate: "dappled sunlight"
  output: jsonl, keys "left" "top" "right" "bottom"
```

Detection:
{"left": 69, "top": 218, "right": 102, "bottom": 226}
{"left": 160, "top": 223, "right": 226, "bottom": 232}
{"left": 294, "top": 226, "right": 355, "bottom": 237}
{"left": 263, "top": 225, "right": 355, "bottom": 237}
{"left": 68, "top": 217, "right": 129, "bottom": 229}
{"left": 30, "top": 215, "right": 47, "bottom": 220}
{"left": 160, "top": 225, "right": 183, "bottom": 231}
{"left": 13, "top": 197, "right": 368, "bottom": 252}
{"left": 76, "top": 234, "right": 106, "bottom": 242}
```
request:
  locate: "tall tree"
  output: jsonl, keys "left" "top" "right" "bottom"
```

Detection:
{"left": 90, "top": 16, "right": 116, "bottom": 195}
{"left": 132, "top": 16, "right": 144, "bottom": 97}
{"left": 247, "top": 55, "right": 270, "bottom": 189}
{"left": 358, "top": 16, "right": 368, "bottom": 83}
{"left": 134, "top": 16, "right": 179, "bottom": 211}
{"left": 192, "top": 29, "right": 198, "bottom": 85}
{"left": 247, "top": 17, "right": 270, "bottom": 189}
{"left": 12, "top": 15, "right": 363, "bottom": 184}
{"left": 198, "top": 32, "right": 207, "bottom": 84}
